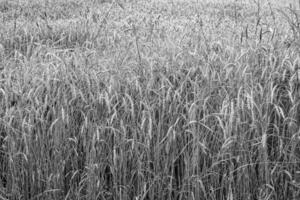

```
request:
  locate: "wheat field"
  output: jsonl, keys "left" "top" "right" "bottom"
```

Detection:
{"left": 1, "top": 0, "right": 300, "bottom": 199}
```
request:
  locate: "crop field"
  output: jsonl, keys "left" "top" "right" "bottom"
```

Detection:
{"left": 1, "top": 0, "right": 300, "bottom": 199}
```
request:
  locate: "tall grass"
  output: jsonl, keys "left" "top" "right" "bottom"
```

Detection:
{"left": 0, "top": 0, "right": 300, "bottom": 199}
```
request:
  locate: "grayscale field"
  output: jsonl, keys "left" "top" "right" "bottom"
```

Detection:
{"left": 1, "top": 0, "right": 300, "bottom": 199}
